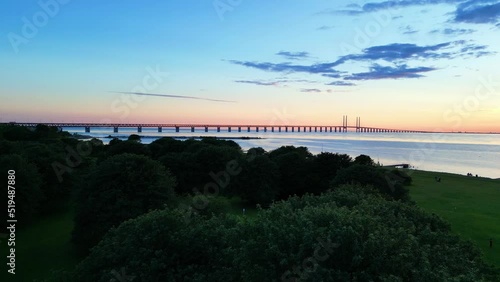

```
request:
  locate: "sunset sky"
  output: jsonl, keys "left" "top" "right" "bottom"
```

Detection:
{"left": 1, "top": 0, "right": 499, "bottom": 132}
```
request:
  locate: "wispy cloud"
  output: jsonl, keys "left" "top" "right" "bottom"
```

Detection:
{"left": 430, "top": 27, "right": 476, "bottom": 35}
{"left": 453, "top": 0, "right": 500, "bottom": 24}
{"left": 300, "top": 88, "right": 322, "bottom": 93}
{"left": 111, "top": 92, "right": 237, "bottom": 103}
{"left": 316, "top": 25, "right": 335, "bottom": 31}
{"left": 344, "top": 64, "right": 437, "bottom": 80}
{"left": 234, "top": 80, "right": 278, "bottom": 86}
{"left": 329, "top": 0, "right": 499, "bottom": 26}
{"left": 229, "top": 60, "right": 344, "bottom": 76}
{"left": 401, "top": 25, "right": 419, "bottom": 34}
{"left": 276, "top": 51, "right": 311, "bottom": 60}
{"left": 327, "top": 81, "right": 357, "bottom": 86}
{"left": 330, "top": 0, "right": 465, "bottom": 15}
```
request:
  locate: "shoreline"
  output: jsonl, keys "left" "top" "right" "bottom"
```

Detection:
{"left": 99, "top": 135, "right": 263, "bottom": 140}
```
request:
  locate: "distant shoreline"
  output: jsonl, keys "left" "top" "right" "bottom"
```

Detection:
{"left": 100, "top": 135, "right": 263, "bottom": 140}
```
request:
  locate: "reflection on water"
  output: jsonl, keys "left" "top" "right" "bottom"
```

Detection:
{"left": 64, "top": 127, "right": 500, "bottom": 179}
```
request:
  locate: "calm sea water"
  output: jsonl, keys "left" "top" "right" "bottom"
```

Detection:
{"left": 63, "top": 127, "right": 500, "bottom": 179}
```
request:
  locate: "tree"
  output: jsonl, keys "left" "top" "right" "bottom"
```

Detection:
{"left": 148, "top": 137, "right": 185, "bottom": 159}
{"left": 353, "top": 154, "right": 375, "bottom": 166}
{"left": 235, "top": 154, "right": 280, "bottom": 206}
{"left": 73, "top": 209, "right": 238, "bottom": 282}
{"left": 269, "top": 146, "right": 314, "bottom": 198}
{"left": 33, "top": 124, "right": 60, "bottom": 139}
{"left": 308, "top": 152, "right": 353, "bottom": 194}
{"left": 127, "top": 134, "right": 141, "bottom": 142}
{"left": 331, "top": 165, "right": 411, "bottom": 202}
{"left": 72, "top": 186, "right": 499, "bottom": 281}
{"left": 72, "top": 153, "right": 176, "bottom": 255}
{"left": 106, "top": 140, "right": 151, "bottom": 157}
{"left": 0, "top": 125, "right": 34, "bottom": 141}
{"left": 20, "top": 141, "right": 74, "bottom": 213}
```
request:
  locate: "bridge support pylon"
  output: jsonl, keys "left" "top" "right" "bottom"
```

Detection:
{"left": 85, "top": 126, "right": 90, "bottom": 133}
{"left": 114, "top": 127, "right": 118, "bottom": 133}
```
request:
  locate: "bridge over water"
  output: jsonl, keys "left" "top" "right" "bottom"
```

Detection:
{"left": 2, "top": 117, "right": 429, "bottom": 134}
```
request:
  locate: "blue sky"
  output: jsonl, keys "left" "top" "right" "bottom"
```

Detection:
{"left": 1, "top": 0, "right": 499, "bottom": 131}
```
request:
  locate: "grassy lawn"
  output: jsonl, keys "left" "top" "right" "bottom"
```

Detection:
{"left": 0, "top": 208, "right": 79, "bottom": 282}
{"left": 408, "top": 170, "right": 500, "bottom": 267}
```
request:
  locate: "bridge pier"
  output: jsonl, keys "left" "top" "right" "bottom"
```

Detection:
{"left": 158, "top": 127, "right": 162, "bottom": 133}
{"left": 228, "top": 127, "right": 231, "bottom": 132}
{"left": 175, "top": 126, "right": 179, "bottom": 133}
{"left": 238, "top": 127, "right": 241, "bottom": 132}
{"left": 256, "top": 127, "right": 259, "bottom": 132}
{"left": 114, "top": 127, "right": 118, "bottom": 133}
{"left": 271, "top": 127, "right": 274, "bottom": 132}
{"left": 315, "top": 127, "right": 317, "bottom": 132}
{"left": 278, "top": 127, "right": 281, "bottom": 132}
{"left": 191, "top": 127, "right": 195, "bottom": 132}
{"left": 264, "top": 127, "right": 267, "bottom": 132}
{"left": 285, "top": 127, "right": 288, "bottom": 132}
{"left": 85, "top": 126, "right": 90, "bottom": 133}
{"left": 138, "top": 126, "right": 142, "bottom": 133}
{"left": 292, "top": 127, "right": 294, "bottom": 132}
{"left": 205, "top": 127, "right": 209, "bottom": 132}
{"left": 247, "top": 127, "right": 251, "bottom": 132}
{"left": 217, "top": 127, "right": 221, "bottom": 132}
{"left": 298, "top": 127, "right": 300, "bottom": 132}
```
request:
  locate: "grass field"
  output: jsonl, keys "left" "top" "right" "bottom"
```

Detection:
{"left": 1, "top": 170, "right": 498, "bottom": 281}
{"left": 408, "top": 170, "right": 500, "bottom": 267}
{"left": 0, "top": 208, "right": 78, "bottom": 282}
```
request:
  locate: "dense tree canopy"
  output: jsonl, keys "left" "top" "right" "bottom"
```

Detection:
{"left": 72, "top": 153, "right": 177, "bottom": 254}
{"left": 73, "top": 185, "right": 499, "bottom": 282}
